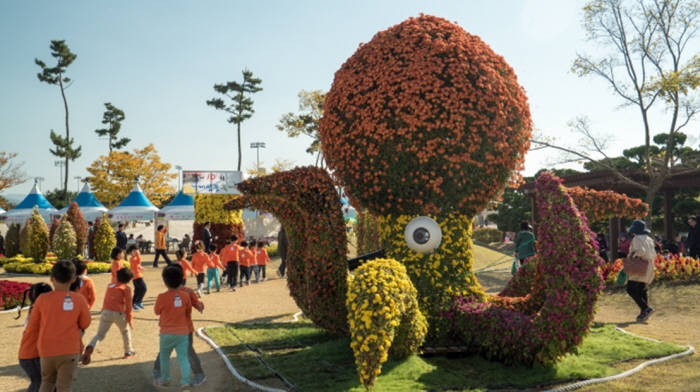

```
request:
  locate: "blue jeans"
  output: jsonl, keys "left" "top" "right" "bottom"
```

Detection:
{"left": 206, "top": 268, "right": 220, "bottom": 291}
{"left": 159, "top": 334, "right": 190, "bottom": 386}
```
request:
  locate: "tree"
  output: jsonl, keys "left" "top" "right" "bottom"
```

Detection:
{"left": 95, "top": 102, "right": 130, "bottom": 152}
{"left": 277, "top": 90, "right": 326, "bottom": 167}
{"left": 66, "top": 201, "right": 88, "bottom": 256}
{"left": 533, "top": 0, "right": 700, "bottom": 217}
{"left": 271, "top": 158, "right": 295, "bottom": 172}
{"left": 45, "top": 189, "right": 77, "bottom": 210}
{"left": 35, "top": 40, "right": 81, "bottom": 203}
{"left": 487, "top": 188, "right": 532, "bottom": 233}
{"left": 86, "top": 144, "right": 176, "bottom": 208}
{"left": 206, "top": 69, "right": 263, "bottom": 171}
{"left": 19, "top": 220, "right": 32, "bottom": 257}
{"left": 5, "top": 223, "right": 20, "bottom": 257}
{"left": 93, "top": 215, "right": 115, "bottom": 261}
{"left": 27, "top": 207, "right": 49, "bottom": 261}
{"left": 52, "top": 216, "right": 77, "bottom": 260}
{"left": 0, "top": 152, "right": 27, "bottom": 193}
{"left": 246, "top": 163, "right": 268, "bottom": 178}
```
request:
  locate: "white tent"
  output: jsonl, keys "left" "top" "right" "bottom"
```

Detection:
{"left": 159, "top": 191, "right": 193, "bottom": 220}
{"left": 108, "top": 183, "right": 159, "bottom": 222}
{"left": 1, "top": 181, "right": 57, "bottom": 225}
{"left": 57, "top": 183, "right": 108, "bottom": 221}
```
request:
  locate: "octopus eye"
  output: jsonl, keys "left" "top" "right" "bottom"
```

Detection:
{"left": 404, "top": 216, "right": 442, "bottom": 254}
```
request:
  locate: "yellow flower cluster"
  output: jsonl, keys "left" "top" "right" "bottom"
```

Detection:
{"left": 377, "top": 213, "right": 485, "bottom": 341}
{"left": 347, "top": 258, "right": 427, "bottom": 388}
{"left": 194, "top": 194, "right": 243, "bottom": 225}
{"left": 27, "top": 208, "right": 50, "bottom": 262}
{"left": 93, "top": 215, "right": 116, "bottom": 262}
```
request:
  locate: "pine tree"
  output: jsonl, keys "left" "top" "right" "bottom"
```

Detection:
{"left": 52, "top": 216, "right": 77, "bottom": 260}
{"left": 94, "top": 102, "right": 130, "bottom": 152}
{"left": 5, "top": 223, "right": 20, "bottom": 257}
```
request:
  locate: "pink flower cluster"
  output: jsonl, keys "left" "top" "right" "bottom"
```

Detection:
{"left": 0, "top": 280, "right": 32, "bottom": 310}
{"left": 602, "top": 254, "right": 700, "bottom": 285}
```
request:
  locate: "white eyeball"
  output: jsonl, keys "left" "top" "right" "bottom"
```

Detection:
{"left": 404, "top": 216, "right": 442, "bottom": 254}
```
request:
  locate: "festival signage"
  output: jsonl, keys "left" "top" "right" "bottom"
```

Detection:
{"left": 182, "top": 170, "right": 242, "bottom": 194}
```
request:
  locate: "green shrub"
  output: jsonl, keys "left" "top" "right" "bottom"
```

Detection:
{"left": 19, "top": 221, "right": 32, "bottom": 257}
{"left": 473, "top": 227, "right": 503, "bottom": 243}
{"left": 93, "top": 215, "right": 116, "bottom": 261}
{"left": 5, "top": 223, "right": 20, "bottom": 257}
{"left": 0, "top": 255, "right": 33, "bottom": 265}
{"left": 27, "top": 208, "right": 50, "bottom": 262}
{"left": 3, "top": 261, "right": 52, "bottom": 275}
{"left": 265, "top": 243, "right": 279, "bottom": 258}
{"left": 52, "top": 216, "right": 77, "bottom": 260}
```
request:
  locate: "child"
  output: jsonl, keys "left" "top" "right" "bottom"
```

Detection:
{"left": 238, "top": 241, "right": 253, "bottom": 287}
{"left": 24, "top": 261, "right": 91, "bottom": 392}
{"left": 153, "top": 265, "right": 192, "bottom": 388}
{"left": 248, "top": 241, "right": 260, "bottom": 283}
{"left": 175, "top": 249, "right": 197, "bottom": 286}
{"left": 128, "top": 245, "right": 147, "bottom": 310}
{"left": 82, "top": 267, "right": 136, "bottom": 364}
{"left": 72, "top": 259, "right": 97, "bottom": 309}
{"left": 255, "top": 241, "right": 270, "bottom": 283}
{"left": 17, "top": 283, "right": 53, "bottom": 392}
{"left": 205, "top": 245, "right": 225, "bottom": 294}
{"left": 110, "top": 247, "right": 125, "bottom": 284}
{"left": 191, "top": 242, "right": 208, "bottom": 297}
{"left": 220, "top": 235, "right": 240, "bottom": 290}
{"left": 153, "top": 264, "right": 206, "bottom": 386}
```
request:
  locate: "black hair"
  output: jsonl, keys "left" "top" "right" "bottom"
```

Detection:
{"left": 230, "top": 234, "right": 238, "bottom": 242}
{"left": 162, "top": 265, "right": 183, "bottom": 289}
{"left": 118, "top": 223, "right": 125, "bottom": 230}
{"left": 72, "top": 258, "right": 87, "bottom": 275}
{"left": 15, "top": 282, "right": 52, "bottom": 320}
{"left": 204, "top": 221, "right": 210, "bottom": 227}
{"left": 248, "top": 241, "right": 256, "bottom": 249}
{"left": 207, "top": 244, "right": 217, "bottom": 254}
{"left": 111, "top": 247, "right": 124, "bottom": 260}
{"left": 52, "top": 260, "right": 76, "bottom": 284}
{"left": 520, "top": 222, "right": 531, "bottom": 231}
{"left": 176, "top": 249, "right": 185, "bottom": 259}
{"left": 116, "top": 267, "right": 134, "bottom": 284}
{"left": 127, "top": 244, "right": 139, "bottom": 254}
{"left": 157, "top": 225, "right": 164, "bottom": 231}
{"left": 240, "top": 240, "right": 248, "bottom": 247}
{"left": 256, "top": 241, "right": 265, "bottom": 248}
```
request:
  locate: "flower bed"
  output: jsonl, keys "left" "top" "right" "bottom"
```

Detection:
{"left": 602, "top": 255, "right": 700, "bottom": 286}
{"left": 1, "top": 257, "right": 129, "bottom": 275}
{"left": 0, "top": 280, "right": 32, "bottom": 310}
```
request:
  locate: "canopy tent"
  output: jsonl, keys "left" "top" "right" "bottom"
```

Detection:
{"left": 108, "top": 183, "right": 159, "bottom": 222}
{"left": 57, "top": 183, "right": 108, "bottom": 221}
{"left": 158, "top": 191, "right": 194, "bottom": 220}
{"left": 1, "top": 181, "right": 57, "bottom": 225}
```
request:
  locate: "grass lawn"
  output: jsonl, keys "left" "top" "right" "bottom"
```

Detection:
{"left": 205, "top": 322, "right": 686, "bottom": 392}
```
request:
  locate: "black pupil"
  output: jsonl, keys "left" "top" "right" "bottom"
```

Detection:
{"left": 413, "top": 227, "right": 430, "bottom": 245}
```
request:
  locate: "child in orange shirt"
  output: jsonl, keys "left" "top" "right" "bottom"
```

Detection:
{"left": 254, "top": 241, "right": 270, "bottom": 283}
{"left": 153, "top": 264, "right": 206, "bottom": 386}
{"left": 221, "top": 235, "right": 240, "bottom": 291}
{"left": 205, "top": 245, "right": 225, "bottom": 294}
{"left": 17, "top": 283, "right": 53, "bottom": 392}
{"left": 128, "top": 245, "right": 147, "bottom": 310}
{"left": 153, "top": 265, "right": 192, "bottom": 388}
{"left": 110, "top": 247, "right": 125, "bottom": 284}
{"left": 23, "top": 261, "right": 91, "bottom": 392}
{"left": 238, "top": 241, "right": 254, "bottom": 287}
{"left": 71, "top": 259, "right": 97, "bottom": 309}
{"left": 82, "top": 268, "right": 136, "bottom": 364}
{"left": 175, "top": 249, "right": 197, "bottom": 286}
{"left": 190, "top": 242, "right": 209, "bottom": 297}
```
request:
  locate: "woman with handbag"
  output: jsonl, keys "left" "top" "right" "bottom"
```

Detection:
{"left": 624, "top": 220, "right": 657, "bottom": 322}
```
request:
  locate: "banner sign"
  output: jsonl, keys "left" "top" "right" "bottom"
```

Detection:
{"left": 182, "top": 170, "right": 242, "bottom": 194}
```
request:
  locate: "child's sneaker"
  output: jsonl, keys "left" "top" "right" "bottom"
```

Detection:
{"left": 136, "top": 303, "right": 145, "bottom": 309}
{"left": 124, "top": 351, "right": 136, "bottom": 359}
{"left": 192, "top": 373, "right": 207, "bottom": 386}
{"left": 180, "top": 385, "right": 192, "bottom": 392}
{"left": 153, "top": 380, "right": 169, "bottom": 388}
{"left": 81, "top": 345, "right": 94, "bottom": 365}
{"left": 132, "top": 304, "right": 140, "bottom": 311}
{"left": 640, "top": 307, "right": 655, "bottom": 322}
{"left": 152, "top": 369, "right": 161, "bottom": 381}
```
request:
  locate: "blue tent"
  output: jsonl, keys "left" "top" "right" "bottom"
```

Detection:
{"left": 158, "top": 191, "right": 194, "bottom": 220}
{"left": 58, "top": 183, "right": 108, "bottom": 220}
{"left": 109, "top": 183, "right": 158, "bottom": 221}
{"left": 1, "top": 181, "right": 57, "bottom": 224}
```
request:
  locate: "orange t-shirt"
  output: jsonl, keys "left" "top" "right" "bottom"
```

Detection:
{"left": 154, "top": 289, "right": 192, "bottom": 335}
{"left": 255, "top": 248, "right": 270, "bottom": 265}
{"left": 191, "top": 252, "right": 208, "bottom": 274}
{"left": 110, "top": 259, "right": 124, "bottom": 283}
{"left": 155, "top": 230, "right": 166, "bottom": 250}
{"left": 130, "top": 254, "right": 143, "bottom": 279}
{"left": 220, "top": 244, "right": 240, "bottom": 263}
{"left": 179, "top": 286, "right": 203, "bottom": 333}
{"left": 176, "top": 259, "right": 197, "bottom": 279}
{"left": 102, "top": 282, "right": 133, "bottom": 324}
{"left": 78, "top": 275, "right": 97, "bottom": 309}
{"left": 23, "top": 291, "right": 91, "bottom": 357}
{"left": 239, "top": 248, "right": 254, "bottom": 267}
{"left": 18, "top": 310, "right": 40, "bottom": 359}
{"left": 207, "top": 253, "right": 225, "bottom": 269}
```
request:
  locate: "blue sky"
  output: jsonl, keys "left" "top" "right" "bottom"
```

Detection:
{"left": 1, "top": 0, "right": 690, "bottom": 200}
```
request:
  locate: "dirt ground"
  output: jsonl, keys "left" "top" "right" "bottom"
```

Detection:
{"left": 0, "top": 255, "right": 297, "bottom": 392}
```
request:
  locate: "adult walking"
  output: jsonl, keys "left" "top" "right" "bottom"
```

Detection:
{"left": 624, "top": 220, "right": 657, "bottom": 322}
{"left": 514, "top": 222, "right": 535, "bottom": 265}
{"left": 685, "top": 216, "right": 700, "bottom": 258}
{"left": 153, "top": 225, "right": 172, "bottom": 267}
{"left": 201, "top": 222, "right": 213, "bottom": 252}
{"left": 115, "top": 223, "right": 128, "bottom": 250}
{"left": 277, "top": 227, "right": 288, "bottom": 277}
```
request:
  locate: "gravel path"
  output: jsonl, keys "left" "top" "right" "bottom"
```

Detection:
{"left": 0, "top": 255, "right": 298, "bottom": 392}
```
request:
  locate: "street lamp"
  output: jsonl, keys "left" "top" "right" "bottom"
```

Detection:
{"left": 250, "top": 142, "right": 266, "bottom": 175}
{"left": 175, "top": 165, "right": 183, "bottom": 192}
{"left": 54, "top": 161, "right": 64, "bottom": 188}
{"left": 74, "top": 176, "right": 82, "bottom": 193}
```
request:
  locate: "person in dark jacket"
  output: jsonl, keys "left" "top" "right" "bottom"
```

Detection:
{"left": 685, "top": 216, "right": 700, "bottom": 258}
{"left": 596, "top": 233, "right": 609, "bottom": 262}
{"left": 514, "top": 222, "right": 536, "bottom": 264}
{"left": 201, "top": 222, "right": 212, "bottom": 251}
{"left": 277, "top": 228, "right": 288, "bottom": 277}
{"left": 115, "top": 223, "right": 128, "bottom": 250}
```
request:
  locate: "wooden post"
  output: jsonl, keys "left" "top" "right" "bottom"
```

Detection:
{"left": 609, "top": 217, "right": 619, "bottom": 261}
{"left": 664, "top": 190, "right": 674, "bottom": 241}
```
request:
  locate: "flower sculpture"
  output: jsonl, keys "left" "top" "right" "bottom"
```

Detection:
{"left": 227, "top": 15, "right": 603, "bottom": 388}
